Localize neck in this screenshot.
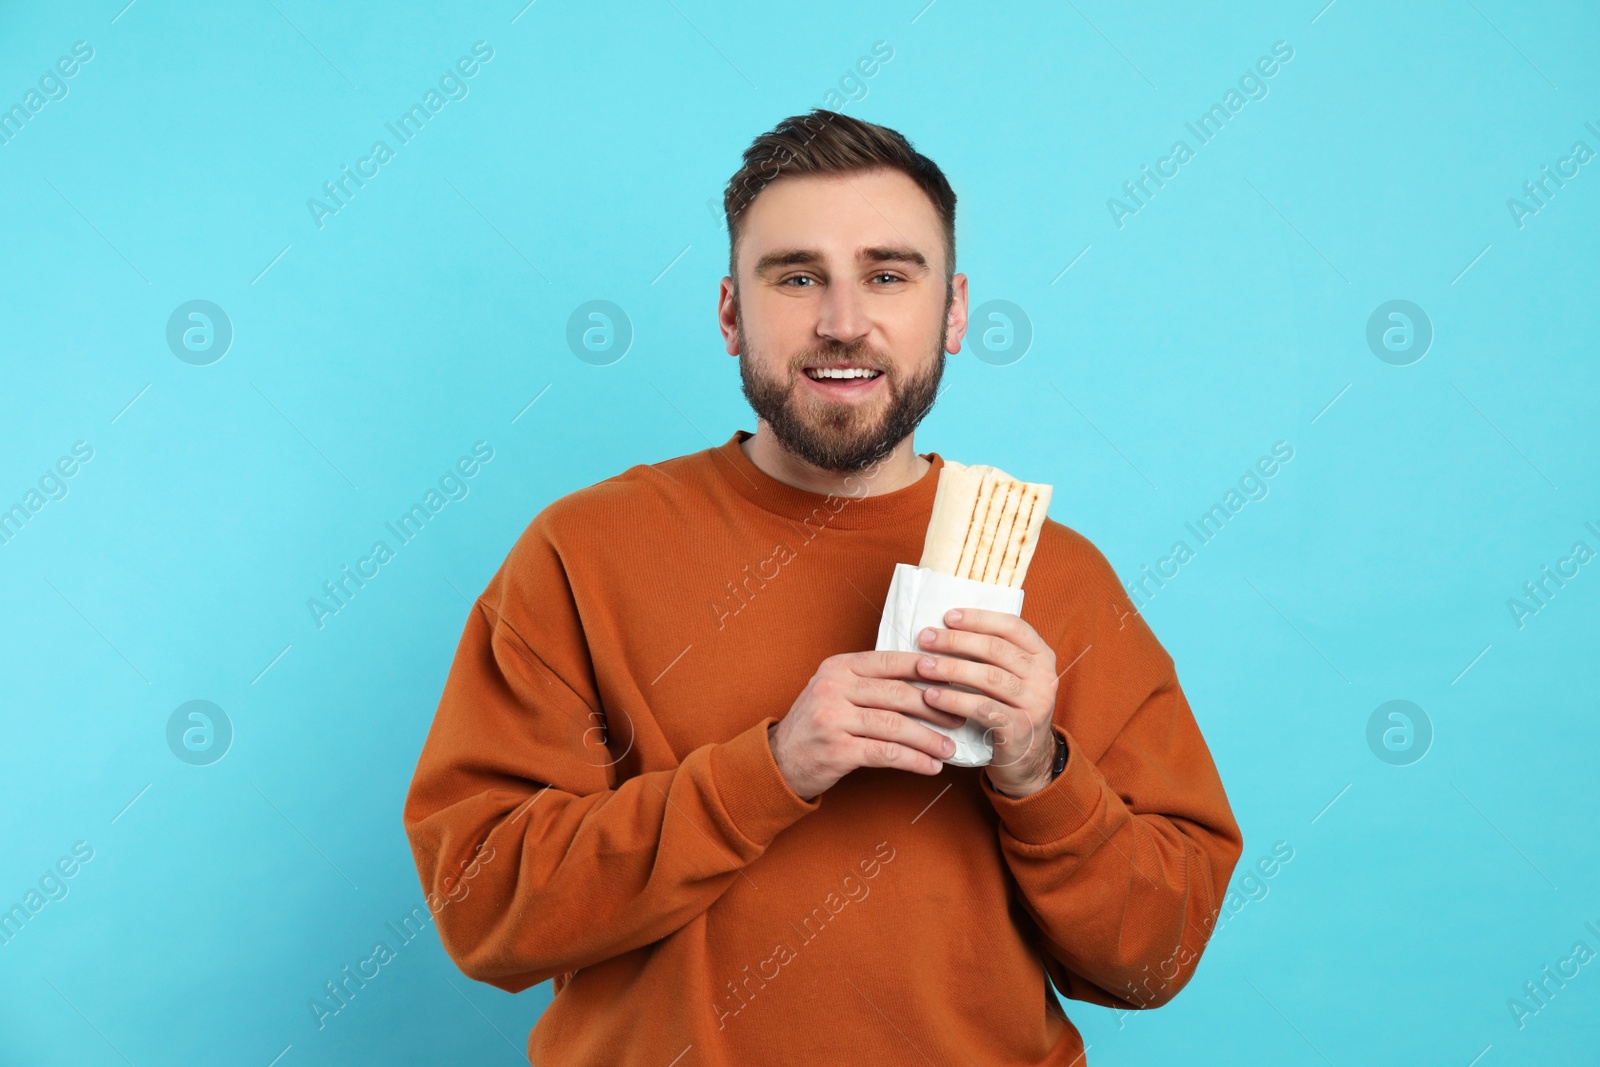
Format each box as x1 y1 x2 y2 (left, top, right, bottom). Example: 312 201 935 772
741 424 931 497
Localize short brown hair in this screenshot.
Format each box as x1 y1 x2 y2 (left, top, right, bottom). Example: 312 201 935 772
722 108 957 285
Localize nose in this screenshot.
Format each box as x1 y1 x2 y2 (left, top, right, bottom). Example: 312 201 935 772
815 280 871 347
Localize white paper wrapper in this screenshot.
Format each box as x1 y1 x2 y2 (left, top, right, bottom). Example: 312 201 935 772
874 562 1026 767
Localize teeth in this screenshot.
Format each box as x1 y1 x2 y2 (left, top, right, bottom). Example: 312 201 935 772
806 367 882 380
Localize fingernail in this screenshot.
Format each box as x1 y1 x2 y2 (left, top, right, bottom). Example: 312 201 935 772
946 609 962 623
942 738 955 756
920 656 937 671
920 628 937 645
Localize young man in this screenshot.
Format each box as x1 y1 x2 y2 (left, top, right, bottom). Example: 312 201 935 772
403 110 1242 1065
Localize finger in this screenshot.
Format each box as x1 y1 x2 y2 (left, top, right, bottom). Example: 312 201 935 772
922 684 1009 730
940 608 1050 656
917 625 1031 678
850 704 959 765
851 736 947 776
917 653 1026 705
845 649 934 681
852 676 965 728
923 687 1051 768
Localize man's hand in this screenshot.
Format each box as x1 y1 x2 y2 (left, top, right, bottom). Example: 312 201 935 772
914 608 1060 798
769 651 969 801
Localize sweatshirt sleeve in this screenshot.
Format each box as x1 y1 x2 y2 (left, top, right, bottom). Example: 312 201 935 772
401 513 821 993
978 534 1244 1011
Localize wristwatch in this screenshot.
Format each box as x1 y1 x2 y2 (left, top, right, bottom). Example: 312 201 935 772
994 731 1069 799
1049 730 1068 781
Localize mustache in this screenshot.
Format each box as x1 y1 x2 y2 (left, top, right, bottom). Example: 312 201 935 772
791 340 891 374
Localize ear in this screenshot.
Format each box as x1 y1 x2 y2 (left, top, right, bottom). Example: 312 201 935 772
944 273 970 354
718 277 739 356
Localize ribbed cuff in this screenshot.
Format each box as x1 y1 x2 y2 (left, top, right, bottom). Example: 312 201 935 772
708 716 821 847
980 726 1105 846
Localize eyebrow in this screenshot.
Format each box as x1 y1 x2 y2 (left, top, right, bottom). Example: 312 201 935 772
752 246 930 277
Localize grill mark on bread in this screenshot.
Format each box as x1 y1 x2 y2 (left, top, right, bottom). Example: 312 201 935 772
991 485 1027 585
953 474 984 578
963 478 1001 580
1000 490 1038 588
967 481 995 581
980 482 1018 583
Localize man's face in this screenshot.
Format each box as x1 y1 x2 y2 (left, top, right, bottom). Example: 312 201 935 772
719 168 968 473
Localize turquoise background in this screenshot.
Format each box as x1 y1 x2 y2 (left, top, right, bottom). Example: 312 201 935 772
2 0 1597 1063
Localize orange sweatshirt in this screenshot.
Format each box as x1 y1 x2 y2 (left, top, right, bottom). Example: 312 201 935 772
403 430 1243 1065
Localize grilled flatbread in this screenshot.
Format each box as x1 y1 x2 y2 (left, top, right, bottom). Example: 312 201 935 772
918 460 1051 589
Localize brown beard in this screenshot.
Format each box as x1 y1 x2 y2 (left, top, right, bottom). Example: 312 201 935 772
736 302 948 473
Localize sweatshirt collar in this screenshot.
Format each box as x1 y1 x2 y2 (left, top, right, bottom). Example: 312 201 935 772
711 431 945 531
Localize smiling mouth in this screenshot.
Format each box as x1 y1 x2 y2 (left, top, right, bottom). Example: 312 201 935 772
803 366 884 382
